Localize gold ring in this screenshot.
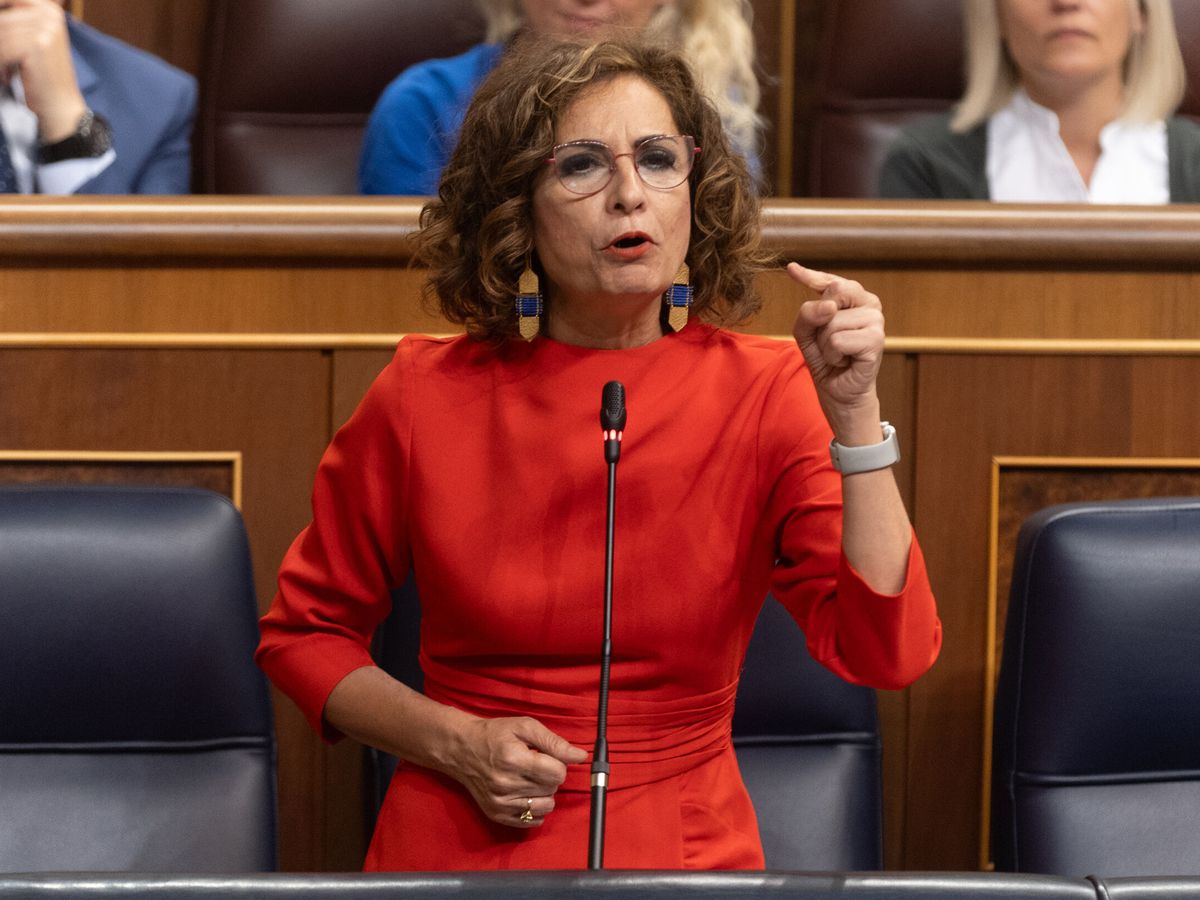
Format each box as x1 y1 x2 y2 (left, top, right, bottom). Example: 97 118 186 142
518 798 534 823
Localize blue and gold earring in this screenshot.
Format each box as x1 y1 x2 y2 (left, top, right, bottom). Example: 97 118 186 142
516 263 542 341
665 262 692 333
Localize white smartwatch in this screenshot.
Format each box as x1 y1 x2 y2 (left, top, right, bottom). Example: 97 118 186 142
829 422 900 475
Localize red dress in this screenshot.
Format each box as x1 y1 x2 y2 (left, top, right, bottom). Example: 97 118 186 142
256 322 941 870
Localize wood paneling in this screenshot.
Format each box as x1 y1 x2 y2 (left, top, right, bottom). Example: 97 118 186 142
873 352 918 870
908 355 1200 870
788 0 828 197
333 352 396 430
0 453 237 501
77 0 212 77
4 198 1200 345
5 198 1199 872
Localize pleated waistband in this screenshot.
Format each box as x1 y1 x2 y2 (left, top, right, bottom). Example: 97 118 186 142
422 661 738 792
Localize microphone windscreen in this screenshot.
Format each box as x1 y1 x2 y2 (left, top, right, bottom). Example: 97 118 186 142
600 381 627 431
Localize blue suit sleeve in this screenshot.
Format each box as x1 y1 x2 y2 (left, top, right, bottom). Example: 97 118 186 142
359 77 444 196
70 21 198 197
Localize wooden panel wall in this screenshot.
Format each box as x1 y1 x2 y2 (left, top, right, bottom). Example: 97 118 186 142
77 0 212 77
5 198 1200 872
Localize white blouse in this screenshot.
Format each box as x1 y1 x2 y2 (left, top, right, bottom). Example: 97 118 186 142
987 90 1169 204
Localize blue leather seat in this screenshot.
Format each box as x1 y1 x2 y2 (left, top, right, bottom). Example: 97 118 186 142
0 486 276 872
371 583 882 870
993 497 1200 876
732 595 881 869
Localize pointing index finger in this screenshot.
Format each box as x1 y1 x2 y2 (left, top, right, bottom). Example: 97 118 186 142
786 262 841 294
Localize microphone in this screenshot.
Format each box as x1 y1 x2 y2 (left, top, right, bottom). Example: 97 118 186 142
589 380 625 870
600 381 626 464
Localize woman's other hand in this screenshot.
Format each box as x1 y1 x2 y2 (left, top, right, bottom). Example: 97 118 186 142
323 666 587 830
450 714 588 828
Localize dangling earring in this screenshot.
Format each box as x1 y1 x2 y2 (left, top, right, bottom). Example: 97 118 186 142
665 262 692 333
515 263 542 342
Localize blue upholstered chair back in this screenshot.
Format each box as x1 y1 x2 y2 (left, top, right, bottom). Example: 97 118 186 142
371 581 881 870
0 486 277 872
993 497 1200 876
732 595 881 869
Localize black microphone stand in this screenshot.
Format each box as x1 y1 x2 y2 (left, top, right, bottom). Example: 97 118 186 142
590 381 625 870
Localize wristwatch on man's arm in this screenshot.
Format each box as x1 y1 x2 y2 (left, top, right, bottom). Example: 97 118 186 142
37 108 113 164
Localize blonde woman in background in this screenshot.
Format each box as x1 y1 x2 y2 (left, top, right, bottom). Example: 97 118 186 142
359 0 762 196
879 0 1199 202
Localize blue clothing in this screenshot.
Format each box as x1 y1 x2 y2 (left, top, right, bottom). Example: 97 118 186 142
68 17 197 194
361 42 761 195
360 43 504 196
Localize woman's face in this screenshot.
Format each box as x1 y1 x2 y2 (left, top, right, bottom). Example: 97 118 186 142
531 74 691 318
998 0 1142 95
518 0 665 38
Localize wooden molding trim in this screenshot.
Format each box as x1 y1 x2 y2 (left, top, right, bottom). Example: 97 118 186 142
0 196 424 259
0 450 244 508
885 338 1200 356
0 332 425 349
774 0 797 196
6 332 1200 355
761 201 1200 266
2 197 1200 265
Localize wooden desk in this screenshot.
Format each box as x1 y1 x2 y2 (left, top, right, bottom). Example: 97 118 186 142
4 197 1199 871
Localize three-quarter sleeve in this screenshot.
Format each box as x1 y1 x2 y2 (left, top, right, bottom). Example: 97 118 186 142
760 358 941 690
256 343 415 740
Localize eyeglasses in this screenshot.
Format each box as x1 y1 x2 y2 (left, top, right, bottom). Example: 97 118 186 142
546 135 700 195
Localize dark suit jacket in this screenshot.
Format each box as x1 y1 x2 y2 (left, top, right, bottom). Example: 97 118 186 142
878 112 1200 203
67 17 196 194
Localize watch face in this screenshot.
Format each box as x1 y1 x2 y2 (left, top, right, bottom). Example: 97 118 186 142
37 109 113 164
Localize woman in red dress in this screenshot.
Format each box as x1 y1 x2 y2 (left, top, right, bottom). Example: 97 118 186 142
257 38 942 870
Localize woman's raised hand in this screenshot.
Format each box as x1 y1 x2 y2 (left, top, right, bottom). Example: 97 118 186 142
787 262 886 440
450 715 588 828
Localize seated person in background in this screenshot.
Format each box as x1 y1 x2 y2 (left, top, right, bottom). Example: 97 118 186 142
260 37 940 871
359 0 761 195
0 0 195 194
879 0 1200 203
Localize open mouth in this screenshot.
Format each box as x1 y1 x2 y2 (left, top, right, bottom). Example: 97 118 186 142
609 233 651 250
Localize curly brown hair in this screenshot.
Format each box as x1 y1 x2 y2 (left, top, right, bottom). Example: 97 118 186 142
418 38 772 342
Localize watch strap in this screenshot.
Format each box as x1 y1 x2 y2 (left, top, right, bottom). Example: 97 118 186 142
829 422 900 475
